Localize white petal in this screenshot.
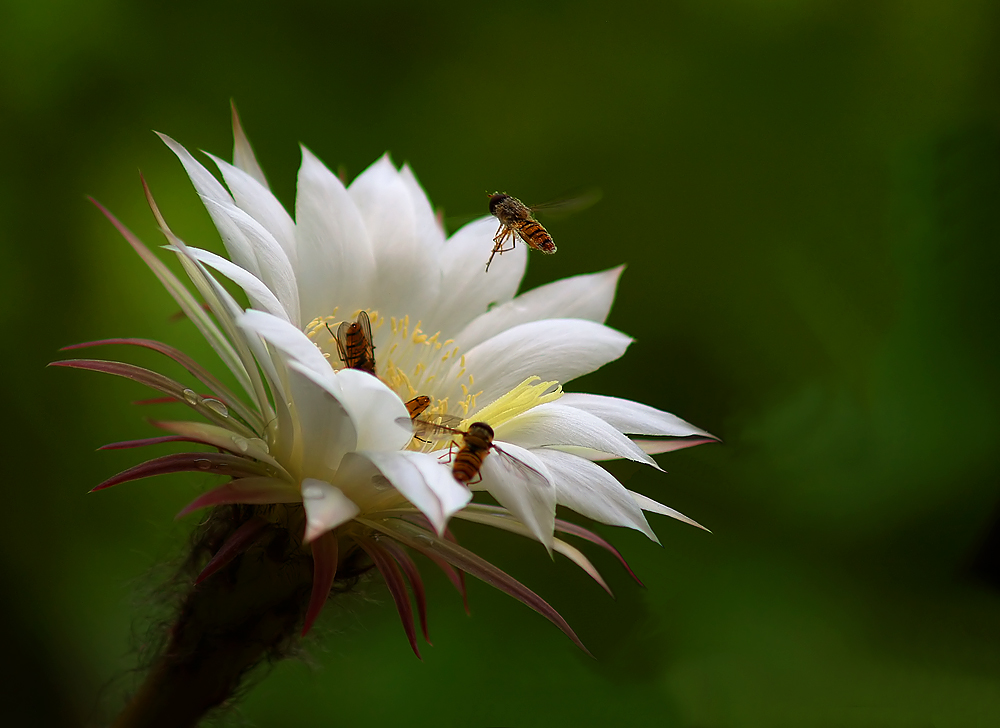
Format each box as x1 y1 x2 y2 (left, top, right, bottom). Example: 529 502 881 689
558 393 715 439
159 134 266 282
208 153 298 273
230 104 269 188
328 368 412 453
455 319 633 406
628 490 708 531
494 403 660 469
349 155 438 320
429 217 527 337
478 441 556 550
531 449 657 541
350 451 471 533
455 266 624 350
238 309 330 378
286 365 358 478
294 147 376 323
302 478 360 542
400 164 445 251
177 246 289 323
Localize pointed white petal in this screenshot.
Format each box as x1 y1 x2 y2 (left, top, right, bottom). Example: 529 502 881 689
349 156 438 320
294 146 375 323
208 153 298 276
238 309 330 377
495 403 660 469
455 319 632 405
455 266 625 350
558 393 716 439
348 451 471 533
400 164 445 252
327 368 412 453
176 246 289 322
429 217 526 337
531 449 658 541
285 365 358 478
230 103 269 188
302 478 360 542
628 490 708 531
478 441 556 550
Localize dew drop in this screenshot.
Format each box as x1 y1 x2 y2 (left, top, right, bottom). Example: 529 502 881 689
194 459 213 471
203 398 229 417
370 474 391 489
232 436 249 453
182 388 201 406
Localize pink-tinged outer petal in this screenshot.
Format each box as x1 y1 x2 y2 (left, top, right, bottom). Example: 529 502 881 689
364 517 591 656
195 516 270 585
449 510 613 596
302 530 339 636
395 514 470 613
635 437 719 454
455 319 633 406
455 265 625 351
60 338 261 431
555 518 644 586
231 101 269 189
86 196 252 396
302 479 360 543
94 452 271 492
354 536 422 659
49 359 254 438
100 436 203 450
176 477 301 517
379 538 431 644
558 393 718 440
460 503 645 586
628 490 709 532
148 420 285 474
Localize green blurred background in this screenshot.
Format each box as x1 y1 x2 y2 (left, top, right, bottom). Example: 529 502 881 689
3 0 999 725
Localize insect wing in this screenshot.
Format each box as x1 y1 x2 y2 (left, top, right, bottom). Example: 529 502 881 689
410 415 465 440
489 441 551 489
356 310 374 350
336 320 351 365
528 188 602 219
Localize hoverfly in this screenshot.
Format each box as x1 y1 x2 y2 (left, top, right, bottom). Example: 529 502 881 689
334 311 376 376
486 193 556 273
404 395 431 420
405 417 547 487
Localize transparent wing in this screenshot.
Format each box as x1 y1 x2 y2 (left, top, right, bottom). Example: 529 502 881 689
529 187 602 219
357 310 373 350
490 442 550 485
335 320 350 365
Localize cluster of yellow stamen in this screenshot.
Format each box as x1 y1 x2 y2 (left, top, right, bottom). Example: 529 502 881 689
464 376 563 430
304 309 485 424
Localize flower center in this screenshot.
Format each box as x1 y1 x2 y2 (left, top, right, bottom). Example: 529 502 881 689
304 309 483 422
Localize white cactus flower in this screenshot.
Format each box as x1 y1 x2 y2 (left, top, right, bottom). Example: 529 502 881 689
54 109 715 655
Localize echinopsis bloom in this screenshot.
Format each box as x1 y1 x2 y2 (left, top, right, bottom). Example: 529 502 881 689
55 109 716 662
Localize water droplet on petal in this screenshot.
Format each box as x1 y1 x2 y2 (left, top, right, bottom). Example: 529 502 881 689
194 459 213 471
203 398 229 417
232 436 249 453
252 438 270 454
370 474 391 490
302 485 324 500
182 389 201 405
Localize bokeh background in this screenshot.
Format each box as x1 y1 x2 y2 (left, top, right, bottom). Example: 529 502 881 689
2 1 999 726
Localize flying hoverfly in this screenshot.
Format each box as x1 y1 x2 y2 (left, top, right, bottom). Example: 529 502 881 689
484 189 601 272
334 311 376 376
404 416 547 487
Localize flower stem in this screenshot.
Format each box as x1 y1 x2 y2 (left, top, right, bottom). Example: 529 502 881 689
113 509 314 728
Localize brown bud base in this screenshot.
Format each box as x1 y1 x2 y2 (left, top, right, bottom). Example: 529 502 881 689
112 504 368 728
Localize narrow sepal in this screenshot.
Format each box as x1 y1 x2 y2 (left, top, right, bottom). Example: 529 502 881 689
355 536 422 659
93 452 271 492
379 539 431 644
175 477 300 517
100 435 202 450
302 530 339 636
195 516 270 585
555 518 644 586
60 338 261 431
362 517 591 656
